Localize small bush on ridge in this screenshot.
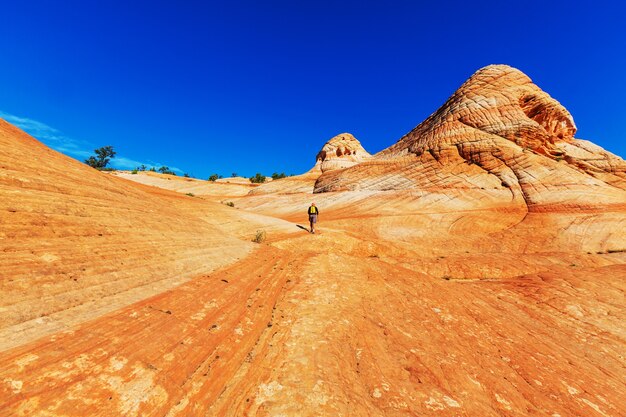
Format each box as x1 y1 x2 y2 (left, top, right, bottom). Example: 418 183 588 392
252 230 266 243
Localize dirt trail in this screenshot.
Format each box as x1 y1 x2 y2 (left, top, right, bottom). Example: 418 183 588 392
212 228 626 417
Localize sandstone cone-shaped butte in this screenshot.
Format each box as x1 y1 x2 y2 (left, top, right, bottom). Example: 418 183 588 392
315 65 626 213
248 133 371 196
315 132 371 172
382 64 578 156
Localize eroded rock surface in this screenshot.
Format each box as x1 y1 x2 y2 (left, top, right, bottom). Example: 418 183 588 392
248 133 372 196
112 171 254 198
0 120 291 350
1 65 625 417
314 65 626 214
315 132 372 173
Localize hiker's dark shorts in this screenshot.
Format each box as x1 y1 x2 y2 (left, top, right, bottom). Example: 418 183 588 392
309 214 317 224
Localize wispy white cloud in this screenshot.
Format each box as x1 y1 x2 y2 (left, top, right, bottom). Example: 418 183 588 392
142 160 184 173
0 110 182 172
0 112 60 136
112 156 183 173
113 156 149 170
0 110 94 159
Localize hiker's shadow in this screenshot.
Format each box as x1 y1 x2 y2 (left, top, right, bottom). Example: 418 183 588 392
296 224 310 233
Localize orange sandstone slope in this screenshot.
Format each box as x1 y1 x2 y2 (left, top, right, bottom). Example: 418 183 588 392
315 65 626 211
0 66 625 417
0 119 290 351
112 171 255 198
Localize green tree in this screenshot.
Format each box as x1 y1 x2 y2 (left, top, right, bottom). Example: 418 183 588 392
271 172 286 180
85 146 116 169
158 166 177 175
250 173 266 184
208 174 219 182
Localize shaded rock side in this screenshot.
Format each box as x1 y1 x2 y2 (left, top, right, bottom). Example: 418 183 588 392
314 65 626 211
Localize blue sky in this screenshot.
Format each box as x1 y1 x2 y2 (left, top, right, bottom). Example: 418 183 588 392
1 0 625 178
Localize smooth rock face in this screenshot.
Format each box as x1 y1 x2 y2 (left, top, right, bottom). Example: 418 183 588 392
1 65 625 417
246 169 320 195
112 171 255 197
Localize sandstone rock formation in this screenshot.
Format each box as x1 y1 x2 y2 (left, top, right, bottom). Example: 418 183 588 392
113 171 254 198
215 176 254 185
0 119 291 351
1 65 625 417
315 132 371 173
246 169 319 195
314 65 626 215
248 133 371 196
382 64 578 157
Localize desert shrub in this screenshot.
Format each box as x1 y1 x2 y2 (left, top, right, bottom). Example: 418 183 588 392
185 192 195 197
231 172 238 177
271 172 287 180
131 169 138 174
252 230 266 243
184 173 190 178
208 174 219 182
158 166 177 175
226 201 235 207
250 173 266 183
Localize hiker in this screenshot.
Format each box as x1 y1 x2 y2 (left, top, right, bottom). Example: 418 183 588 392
308 203 319 234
